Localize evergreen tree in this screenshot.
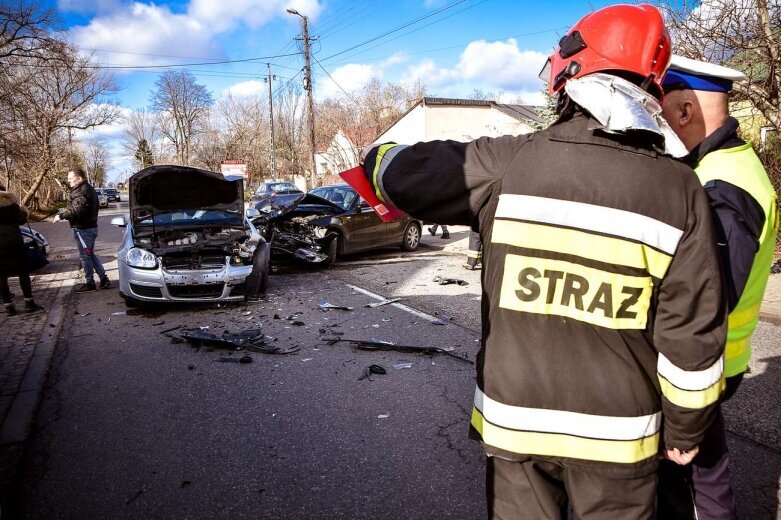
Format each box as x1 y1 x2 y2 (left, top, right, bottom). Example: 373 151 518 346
134 138 154 169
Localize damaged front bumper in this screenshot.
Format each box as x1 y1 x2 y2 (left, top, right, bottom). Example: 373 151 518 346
118 258 253 302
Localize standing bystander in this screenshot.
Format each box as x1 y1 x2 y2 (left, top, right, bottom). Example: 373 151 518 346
53 168 111 292
0 188 45 315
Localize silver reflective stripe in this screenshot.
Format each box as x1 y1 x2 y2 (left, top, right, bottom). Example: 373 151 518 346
375 144 408 206
495 194 684 255
474 388 661 441
657 353 724 391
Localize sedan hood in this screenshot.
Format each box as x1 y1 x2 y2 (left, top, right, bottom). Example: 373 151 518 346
129 165 244 226
255 192 344 220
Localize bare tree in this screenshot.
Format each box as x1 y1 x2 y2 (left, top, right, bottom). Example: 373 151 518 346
4 41 120 205
150 70 214 165
84 140 109 186
122 109 163 167
657 0 780 128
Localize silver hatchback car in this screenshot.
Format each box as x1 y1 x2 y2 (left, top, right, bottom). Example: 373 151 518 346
112 165 269 307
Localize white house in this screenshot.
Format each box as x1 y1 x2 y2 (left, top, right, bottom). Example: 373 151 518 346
315 129 362 180
374 97 541 144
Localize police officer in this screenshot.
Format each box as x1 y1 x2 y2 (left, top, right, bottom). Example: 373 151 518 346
659 56 779 520
348 5 727 518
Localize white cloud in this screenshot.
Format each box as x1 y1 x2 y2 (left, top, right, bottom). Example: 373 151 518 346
223 80 266 97
400 39 547 99
69 0 325 67
70 3 221 67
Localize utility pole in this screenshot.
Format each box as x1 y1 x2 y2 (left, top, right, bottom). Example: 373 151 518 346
264 63 277 181
287 8 318 190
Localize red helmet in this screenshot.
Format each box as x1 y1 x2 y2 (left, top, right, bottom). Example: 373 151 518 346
543 4 672 99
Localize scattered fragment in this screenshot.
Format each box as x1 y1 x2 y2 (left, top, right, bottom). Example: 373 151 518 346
181 481 191 489
371 324 380 328
188 364 195 370
324 338 473 364
302 358 314 362
432 275 469 286
104 317 111 325
381 318 392 322
432 319 448 326
199 326 209 330
243 311 252 316
319 301 354 311
152 321 165 326
79 312 91 317
291 320 305 326
365 298 401 308
393 363 413 369
273 314 281 319
358 364 387 381
377 414 389 419
111 311 126 316
240 355 253 364
180 328 299 354
160 325 182 334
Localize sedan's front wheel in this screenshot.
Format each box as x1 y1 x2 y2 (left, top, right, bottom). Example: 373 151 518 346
401 222 421 252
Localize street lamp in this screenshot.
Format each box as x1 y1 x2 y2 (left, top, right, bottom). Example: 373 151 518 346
286 8 318 190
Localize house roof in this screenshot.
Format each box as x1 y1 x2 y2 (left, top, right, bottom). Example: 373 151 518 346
374 97 542 142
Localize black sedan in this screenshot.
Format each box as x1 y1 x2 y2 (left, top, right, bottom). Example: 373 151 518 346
253 183 422 265
103 188 121 202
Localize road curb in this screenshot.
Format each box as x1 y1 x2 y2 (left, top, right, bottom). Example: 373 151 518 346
0 279 72 445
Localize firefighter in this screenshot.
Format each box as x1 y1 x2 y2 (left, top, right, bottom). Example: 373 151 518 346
658 56 779 520
348 4 727 518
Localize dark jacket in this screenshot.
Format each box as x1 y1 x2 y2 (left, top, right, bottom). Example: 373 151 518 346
363 108 727 478
61 181 99 229
0 191 30 274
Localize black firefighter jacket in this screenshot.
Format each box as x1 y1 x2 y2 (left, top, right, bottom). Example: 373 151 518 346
363 109 727 477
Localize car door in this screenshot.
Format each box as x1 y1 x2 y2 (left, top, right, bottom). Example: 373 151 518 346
340 194 387 253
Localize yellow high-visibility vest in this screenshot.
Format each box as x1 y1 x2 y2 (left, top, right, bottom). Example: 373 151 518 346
695 144 779 377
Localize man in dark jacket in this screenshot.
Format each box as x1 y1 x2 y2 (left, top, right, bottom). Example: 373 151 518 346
54 168 110 292
0 188 44 315
347 5 726 518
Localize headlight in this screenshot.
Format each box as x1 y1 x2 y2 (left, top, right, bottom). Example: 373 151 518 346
313 226 327 239
126 247 157 269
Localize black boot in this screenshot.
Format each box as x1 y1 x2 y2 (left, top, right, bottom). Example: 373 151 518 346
99 276 111 289
76 282 97 293
4 303 17 316
24 299 44 313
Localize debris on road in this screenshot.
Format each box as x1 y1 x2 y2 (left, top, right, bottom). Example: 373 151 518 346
323 338 473 364
377 414 390 419
180 328 299 354
432 275 469 286
365 298 401 308
111 311 126 316
319 301 354 311
358 364 387 381
104 317 111 325
393 363 413 369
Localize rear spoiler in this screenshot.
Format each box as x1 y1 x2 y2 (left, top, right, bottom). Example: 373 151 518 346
339 166 406 223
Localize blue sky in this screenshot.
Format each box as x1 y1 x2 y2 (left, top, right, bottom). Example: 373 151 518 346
42 0 627 178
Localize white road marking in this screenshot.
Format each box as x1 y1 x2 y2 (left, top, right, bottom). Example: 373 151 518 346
346 284 445 324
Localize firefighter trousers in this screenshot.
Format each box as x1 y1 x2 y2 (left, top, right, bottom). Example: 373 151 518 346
486 456 655 519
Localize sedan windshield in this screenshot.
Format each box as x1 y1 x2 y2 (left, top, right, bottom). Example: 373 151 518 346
137 209 242 227
269 182 299 193
309 186 357 210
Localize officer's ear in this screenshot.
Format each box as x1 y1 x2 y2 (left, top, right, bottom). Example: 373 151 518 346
677 98 696 128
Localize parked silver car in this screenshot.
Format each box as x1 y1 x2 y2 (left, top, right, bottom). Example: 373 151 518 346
112 165 269 307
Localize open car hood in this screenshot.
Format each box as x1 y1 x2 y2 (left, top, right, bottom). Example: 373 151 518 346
129 165 244 227
255 192 345 220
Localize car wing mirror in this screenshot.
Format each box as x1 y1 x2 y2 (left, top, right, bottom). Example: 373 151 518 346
110 216 127 228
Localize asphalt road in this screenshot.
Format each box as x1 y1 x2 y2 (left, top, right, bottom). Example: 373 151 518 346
16 212 781 519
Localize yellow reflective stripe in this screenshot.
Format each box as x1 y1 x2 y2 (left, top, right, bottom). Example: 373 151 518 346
471 408 659 464
492 219 673 279
371 144 398 203
725 338 752 377
659 373 724 409
466 251 480 258
728 303 761 330
498 253 653 329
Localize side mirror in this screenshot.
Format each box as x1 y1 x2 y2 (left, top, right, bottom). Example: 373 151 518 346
111 216 127 228
246 208 260 219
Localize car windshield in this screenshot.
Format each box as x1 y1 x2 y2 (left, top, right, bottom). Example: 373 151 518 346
268 182 299 193
309 186 357 210
137 209 242 227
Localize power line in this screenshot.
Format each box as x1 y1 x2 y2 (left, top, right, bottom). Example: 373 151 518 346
18 51 304 70
313 56 362 107
316 1 393 40
318 0 470 62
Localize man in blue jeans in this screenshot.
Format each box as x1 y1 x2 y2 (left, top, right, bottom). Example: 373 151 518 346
54 168 110 292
